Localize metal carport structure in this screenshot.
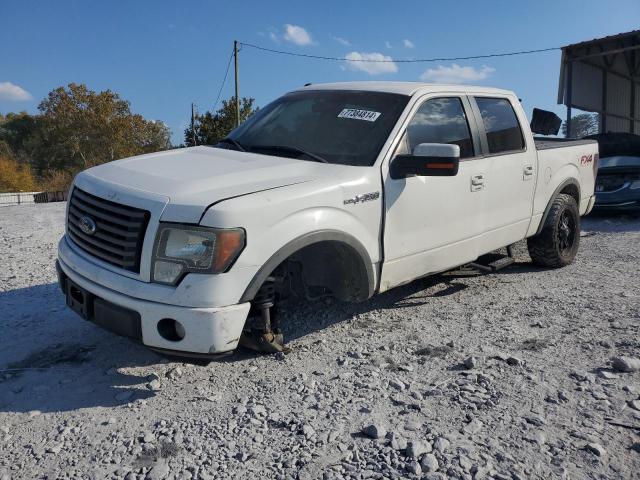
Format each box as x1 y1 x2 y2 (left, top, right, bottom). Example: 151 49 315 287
558 30 640 137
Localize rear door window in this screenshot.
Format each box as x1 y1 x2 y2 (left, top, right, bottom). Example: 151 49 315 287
475 97 525 154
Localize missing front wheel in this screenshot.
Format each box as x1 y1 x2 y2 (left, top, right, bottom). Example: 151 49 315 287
240 276 291 354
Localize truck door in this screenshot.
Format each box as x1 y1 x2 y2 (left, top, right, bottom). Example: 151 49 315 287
380 95 488 291
469 96 537 253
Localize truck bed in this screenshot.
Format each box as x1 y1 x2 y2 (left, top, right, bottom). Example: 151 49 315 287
534 137 598 151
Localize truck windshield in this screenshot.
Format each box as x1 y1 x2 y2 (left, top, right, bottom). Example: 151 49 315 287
220 90 409 166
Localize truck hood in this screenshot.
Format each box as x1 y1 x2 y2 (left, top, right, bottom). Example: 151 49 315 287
81 146 327 222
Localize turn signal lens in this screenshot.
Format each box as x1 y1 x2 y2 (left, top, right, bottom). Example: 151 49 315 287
214 230 246 272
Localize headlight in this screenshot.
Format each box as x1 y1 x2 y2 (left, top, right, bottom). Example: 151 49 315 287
151 224 245 285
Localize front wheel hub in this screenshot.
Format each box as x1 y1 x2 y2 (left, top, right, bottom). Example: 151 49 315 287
240 276 291 354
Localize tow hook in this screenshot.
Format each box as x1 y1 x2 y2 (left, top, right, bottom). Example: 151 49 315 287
239 277 291 354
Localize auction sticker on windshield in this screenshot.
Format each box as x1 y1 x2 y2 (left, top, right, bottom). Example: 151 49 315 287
338 108 381 122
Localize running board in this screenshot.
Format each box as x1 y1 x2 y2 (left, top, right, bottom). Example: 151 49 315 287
448 245 515 276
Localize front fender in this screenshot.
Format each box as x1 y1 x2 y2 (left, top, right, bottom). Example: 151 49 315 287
200 178 383 302
239 228 376 302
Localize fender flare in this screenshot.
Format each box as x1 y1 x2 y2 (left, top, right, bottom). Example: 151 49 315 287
535 178 581 235
239 230 376 303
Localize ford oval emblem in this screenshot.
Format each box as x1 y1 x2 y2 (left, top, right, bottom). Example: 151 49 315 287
78 215 97 235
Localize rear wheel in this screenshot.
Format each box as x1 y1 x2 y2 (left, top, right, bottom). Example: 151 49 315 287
527 193 580 268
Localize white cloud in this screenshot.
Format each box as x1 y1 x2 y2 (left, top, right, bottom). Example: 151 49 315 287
269 31 278 43
0 82 33 101
419 64 495 83
331 35 350 47
403 39 415 49
283 24 313 46
344 52 398 76
385 41 392 49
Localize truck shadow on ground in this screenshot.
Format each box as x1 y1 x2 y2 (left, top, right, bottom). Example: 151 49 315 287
272 272 475 346
0 283 165 414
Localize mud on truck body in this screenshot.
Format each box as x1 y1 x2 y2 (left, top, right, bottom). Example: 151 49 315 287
56 82 598 357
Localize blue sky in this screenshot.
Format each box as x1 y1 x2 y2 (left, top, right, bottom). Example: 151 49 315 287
1 0 639 144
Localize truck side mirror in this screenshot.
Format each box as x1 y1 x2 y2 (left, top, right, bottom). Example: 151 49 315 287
390 143 460 179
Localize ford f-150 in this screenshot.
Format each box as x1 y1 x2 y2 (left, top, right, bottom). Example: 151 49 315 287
56 82 598 356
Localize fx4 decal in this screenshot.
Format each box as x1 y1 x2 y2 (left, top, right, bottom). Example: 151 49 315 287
580 154 594 166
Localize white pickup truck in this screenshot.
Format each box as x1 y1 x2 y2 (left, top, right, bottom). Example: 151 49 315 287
56 82 598 357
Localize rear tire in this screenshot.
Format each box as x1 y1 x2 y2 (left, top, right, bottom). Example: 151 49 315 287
527 193 580 268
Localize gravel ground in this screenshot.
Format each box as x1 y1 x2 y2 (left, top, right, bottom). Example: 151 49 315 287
1 202 639 480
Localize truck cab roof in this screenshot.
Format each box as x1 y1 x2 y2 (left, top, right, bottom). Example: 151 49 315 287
297 81 514 97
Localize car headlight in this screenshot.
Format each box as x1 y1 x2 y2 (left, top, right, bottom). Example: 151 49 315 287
151 224 245 285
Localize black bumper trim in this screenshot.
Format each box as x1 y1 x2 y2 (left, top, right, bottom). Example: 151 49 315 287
56 261 143 341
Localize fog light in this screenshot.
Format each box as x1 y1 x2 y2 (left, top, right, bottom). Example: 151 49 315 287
157 318 186 342
153 261 183 284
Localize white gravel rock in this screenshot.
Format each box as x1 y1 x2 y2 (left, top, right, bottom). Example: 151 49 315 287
1 204 640 479
406 440 432 459
420 453 439 472
361 424 386 439
147 460 170 480
463 356 478 369
433 436 451 453
611 356 640 373
584 443 606 458
166 367 183 380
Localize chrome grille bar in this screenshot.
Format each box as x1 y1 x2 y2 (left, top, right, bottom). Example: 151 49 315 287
67 187 150 272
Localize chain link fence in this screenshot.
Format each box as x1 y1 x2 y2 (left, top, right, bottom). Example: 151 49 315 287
0 191 67 206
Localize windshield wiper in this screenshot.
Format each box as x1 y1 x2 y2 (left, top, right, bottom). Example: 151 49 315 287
217 137 246 152
249 144 329 163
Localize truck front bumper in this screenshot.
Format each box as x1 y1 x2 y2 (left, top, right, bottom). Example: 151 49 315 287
56 258 250 356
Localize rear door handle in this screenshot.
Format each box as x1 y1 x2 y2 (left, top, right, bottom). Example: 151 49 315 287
471 174 484 191
523 165 534 180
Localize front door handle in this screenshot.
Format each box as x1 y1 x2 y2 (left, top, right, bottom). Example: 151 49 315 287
523 165 534 180
471 174 484 191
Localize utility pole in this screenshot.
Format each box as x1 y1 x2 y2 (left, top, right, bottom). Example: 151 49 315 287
191 103 197 145
234 40 240 127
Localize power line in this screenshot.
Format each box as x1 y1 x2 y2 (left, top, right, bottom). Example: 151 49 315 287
211 47 235 112
238 41 559 63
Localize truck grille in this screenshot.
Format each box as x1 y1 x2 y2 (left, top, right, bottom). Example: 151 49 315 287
67 187 150 272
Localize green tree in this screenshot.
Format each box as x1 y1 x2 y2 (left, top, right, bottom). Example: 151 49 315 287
184 97 257 147
31 83 171 174
0 112 40 163
562 113 599 139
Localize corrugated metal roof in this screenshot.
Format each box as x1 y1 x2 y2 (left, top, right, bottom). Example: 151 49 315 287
558 30 640 135
561 29 640 51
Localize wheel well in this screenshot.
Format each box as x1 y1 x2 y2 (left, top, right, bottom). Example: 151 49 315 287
240 233 375 304
535 179 581 236
283 241 372 302
559 183 579 204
